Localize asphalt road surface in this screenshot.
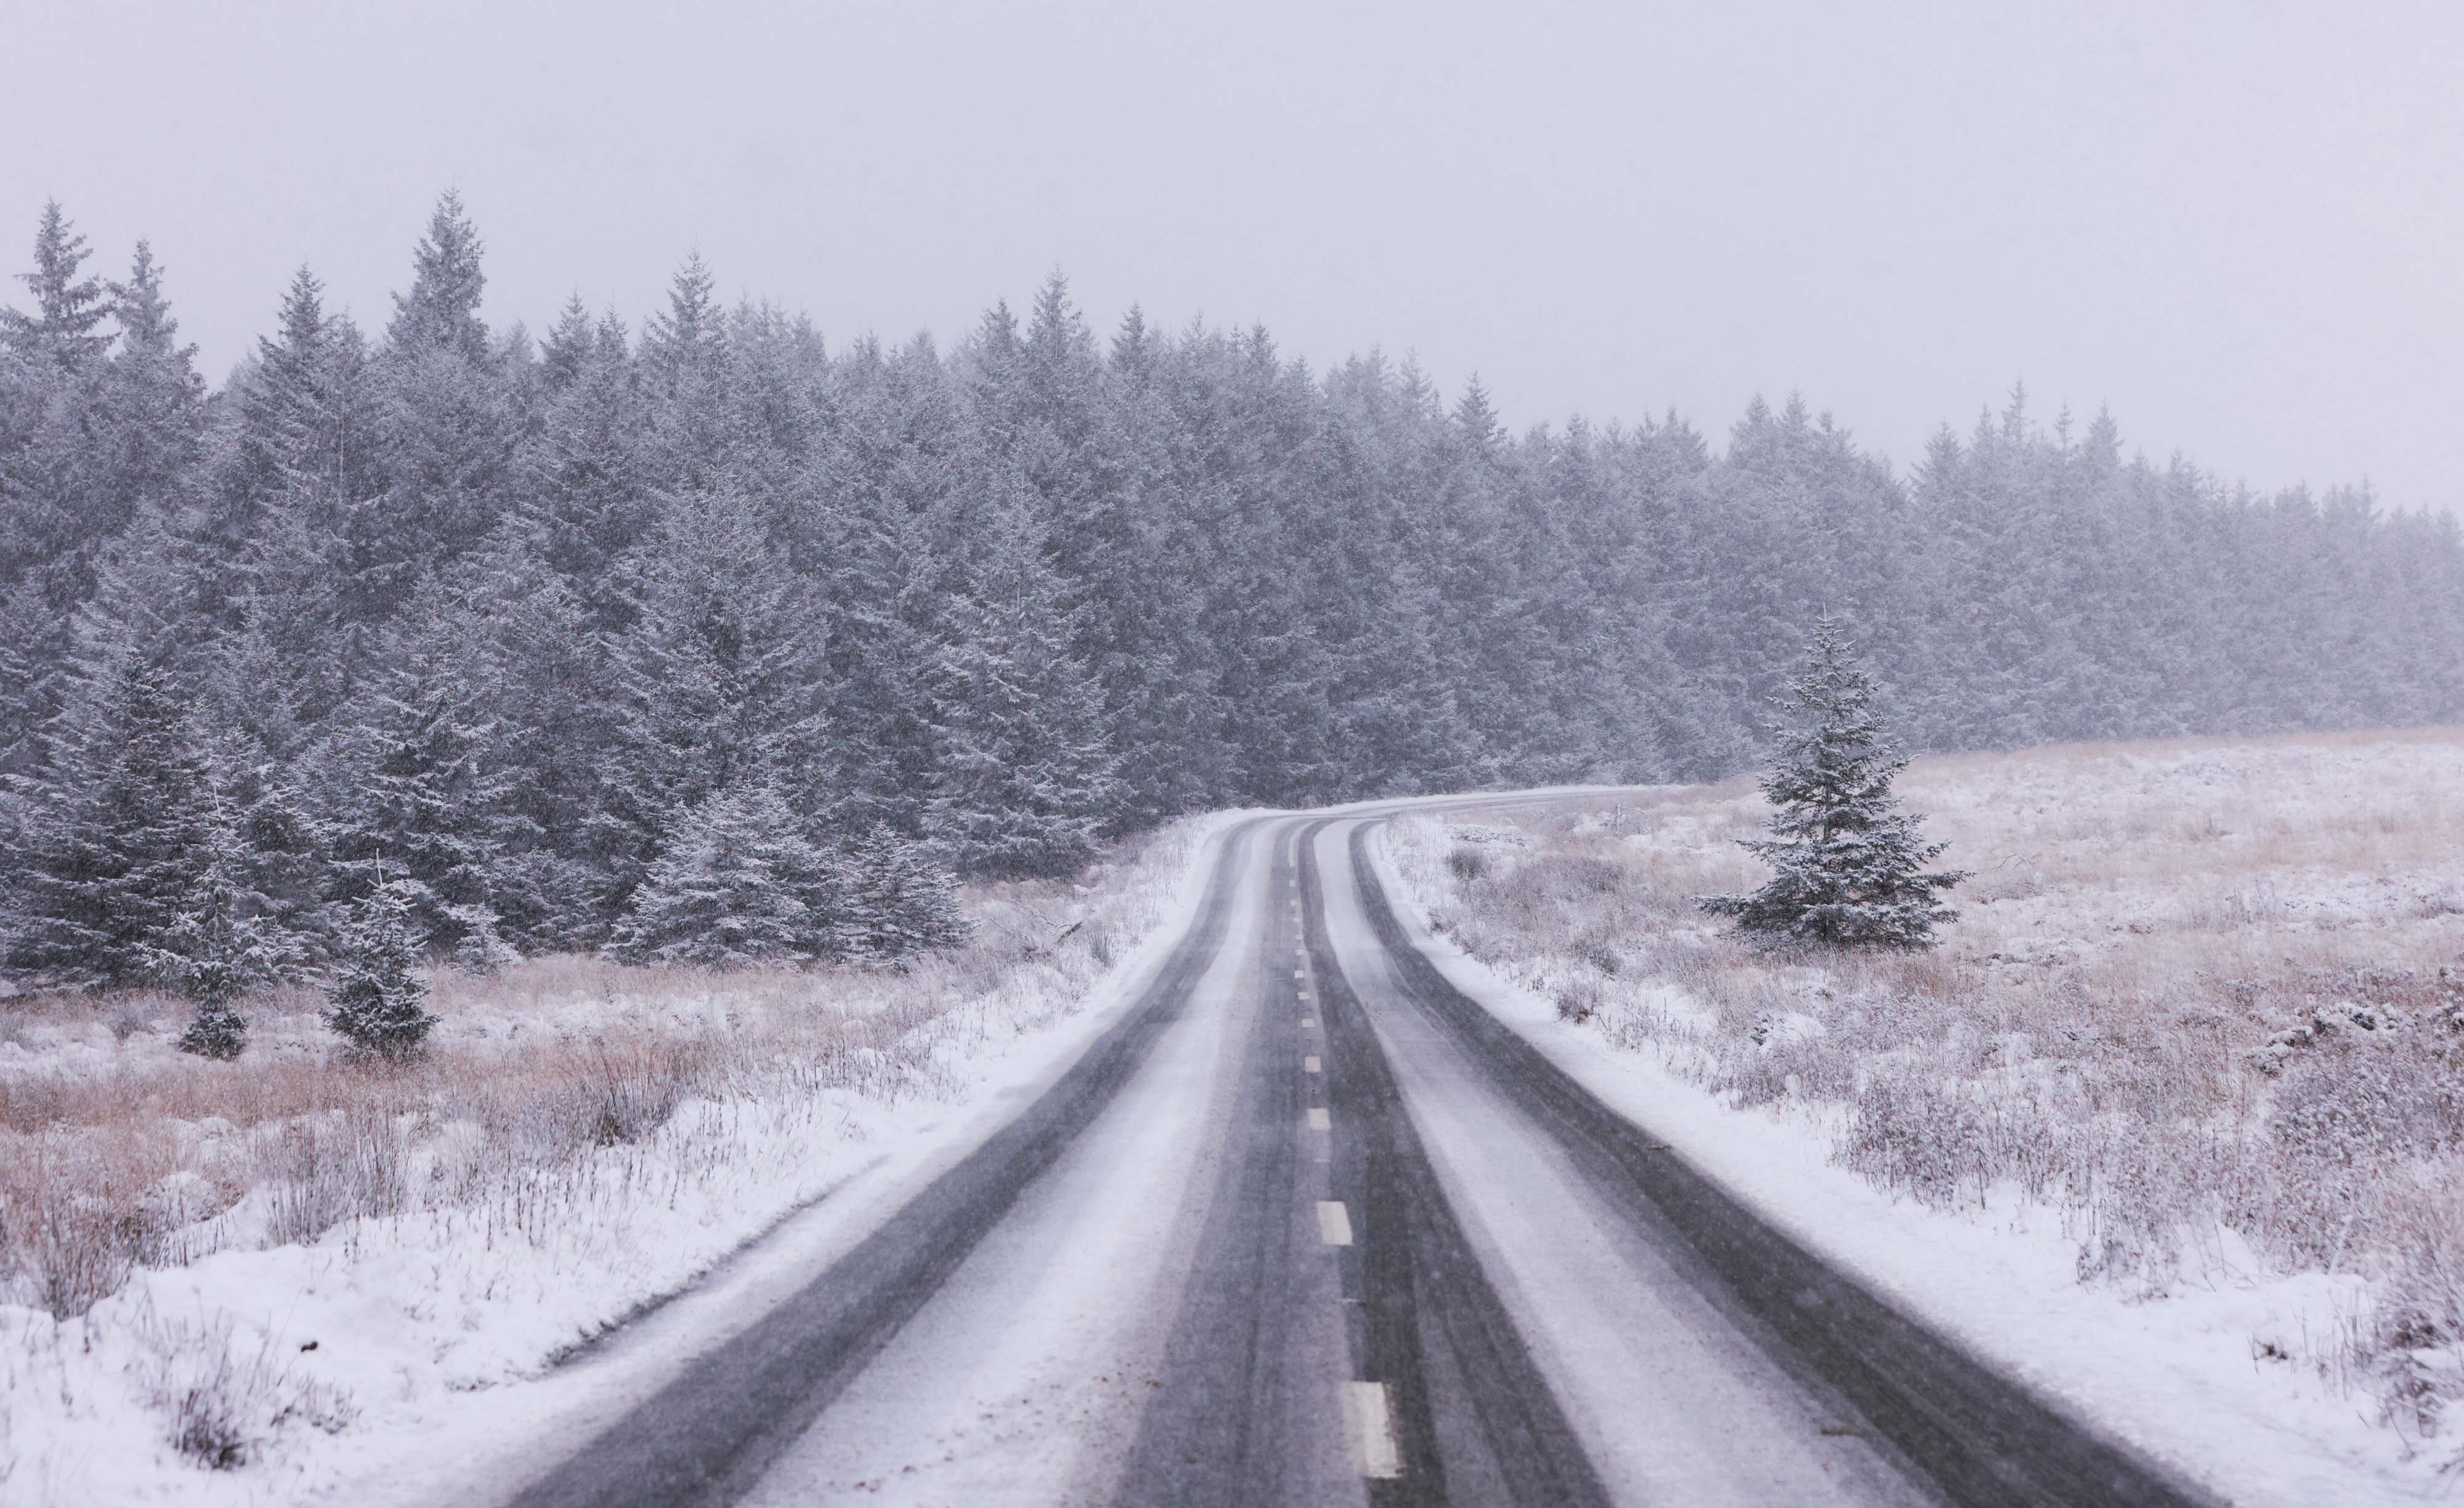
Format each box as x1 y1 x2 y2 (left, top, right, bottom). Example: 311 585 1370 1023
504 801 2216 1508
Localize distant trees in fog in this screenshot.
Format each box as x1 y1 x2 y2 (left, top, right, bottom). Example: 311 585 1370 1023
2 192 2458 996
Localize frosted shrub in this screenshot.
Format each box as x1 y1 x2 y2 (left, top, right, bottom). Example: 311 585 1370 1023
134 1309 356 1470
2372 1185 2464 1443
22 1181 145 1320
568 1040 702 1149
1 1138 168 1319
262 1108 410 1248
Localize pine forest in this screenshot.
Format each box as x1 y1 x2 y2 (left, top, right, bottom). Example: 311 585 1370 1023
5 192 2460 987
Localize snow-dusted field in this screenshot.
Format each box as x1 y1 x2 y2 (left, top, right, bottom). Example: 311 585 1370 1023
1382 728 2464 1504
0 813 1237 1506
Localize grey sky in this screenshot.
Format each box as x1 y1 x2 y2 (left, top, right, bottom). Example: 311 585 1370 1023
6 0 2458 512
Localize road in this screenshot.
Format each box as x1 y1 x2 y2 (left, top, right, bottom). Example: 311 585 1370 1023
504 802 2214 1508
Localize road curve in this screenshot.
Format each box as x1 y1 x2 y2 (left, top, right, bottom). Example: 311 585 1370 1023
497 798 2218 1508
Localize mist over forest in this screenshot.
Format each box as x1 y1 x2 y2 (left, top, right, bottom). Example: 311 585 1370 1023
4 191 2459 983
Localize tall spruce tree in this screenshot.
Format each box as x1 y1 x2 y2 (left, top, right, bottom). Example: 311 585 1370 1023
841 825 970 963
598 485 833 918
6 654 220 986
1701 621 1966 947
925 476 1122 878
325 603 514 954
610 784 843 967
325 876 437 1060
1 200 111 365
159 801 284 1059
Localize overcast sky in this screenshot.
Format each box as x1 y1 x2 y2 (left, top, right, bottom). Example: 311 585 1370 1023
5 0 2458 511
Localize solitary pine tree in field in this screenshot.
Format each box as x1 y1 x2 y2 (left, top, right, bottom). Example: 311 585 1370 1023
326 878 437 1061
1700 620 1965 948
161 809 284 1060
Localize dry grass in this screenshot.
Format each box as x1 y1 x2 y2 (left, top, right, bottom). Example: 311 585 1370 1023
1389 729 2464 1453
0 821 1209 1334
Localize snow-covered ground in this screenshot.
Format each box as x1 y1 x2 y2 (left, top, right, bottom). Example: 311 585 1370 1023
0 812 1242 1506
1379 728 2464 1506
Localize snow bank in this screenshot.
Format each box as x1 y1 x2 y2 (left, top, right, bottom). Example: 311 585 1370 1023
0 811 1244 1506
1377 732 2464 1505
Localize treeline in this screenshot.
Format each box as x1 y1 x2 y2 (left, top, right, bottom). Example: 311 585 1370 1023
2 192 2459 994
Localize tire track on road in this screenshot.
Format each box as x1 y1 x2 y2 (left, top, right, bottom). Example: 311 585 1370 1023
508 822 1262 1508
1343 819 2219 1508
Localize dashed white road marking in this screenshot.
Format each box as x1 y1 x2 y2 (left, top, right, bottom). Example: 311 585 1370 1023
1302 1016 1315 1028
1316 1201 1353 1246
1307 1107 1331 1131
1303 1055 1321 1074
1344 1380 1403 1478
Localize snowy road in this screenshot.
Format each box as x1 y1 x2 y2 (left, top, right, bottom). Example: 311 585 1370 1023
502 804 2215 1508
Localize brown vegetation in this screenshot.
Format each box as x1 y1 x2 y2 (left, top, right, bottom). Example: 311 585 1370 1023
1388 729 2464 1453
0 822 1204 1330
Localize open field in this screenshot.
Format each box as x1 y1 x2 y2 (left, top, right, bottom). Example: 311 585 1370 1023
0 814 1226 1502
1387 729 2464 1476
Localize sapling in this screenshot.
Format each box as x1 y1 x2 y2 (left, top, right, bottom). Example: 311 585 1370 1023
1701 619 1966 948
325 878 437 1060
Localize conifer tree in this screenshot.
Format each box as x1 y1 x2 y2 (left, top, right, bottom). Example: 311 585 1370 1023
325 606 514 954
609 785 841 967
325 877 436 1060
925 477 1123 878
841 825 970 963
159 805 283 1059
639 254 736 488
387 192 490 361
209 267 368 595
1701 621 1966 947
527 301 650 623
98 241 206 525
0 200 111 363
599 486 830 911
6 655 219 986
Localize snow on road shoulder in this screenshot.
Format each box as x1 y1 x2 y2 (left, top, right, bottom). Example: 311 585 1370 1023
0 811 1249 1508
1365 821 2442 1508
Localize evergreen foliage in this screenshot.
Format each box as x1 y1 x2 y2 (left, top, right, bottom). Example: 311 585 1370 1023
1701 622 1967 948
7 655 221 986
925 479 1123 879
2 192 2462 985
842 825 971 963
0 201 110 363
325 878 437 1060
160 807 283 1058
609 785 843 967
325 603 514 954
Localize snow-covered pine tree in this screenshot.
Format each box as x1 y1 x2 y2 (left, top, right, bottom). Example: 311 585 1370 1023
0 200 111 364
1700 620 1966 947
841 825 970 964
638 254 739 490
925 476 1123 879
5 654 220 986
445 535 618 954
608 784 842 967
324 603 514 956
598 485 832 915
158 803 283 1059
325 877 436 1061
